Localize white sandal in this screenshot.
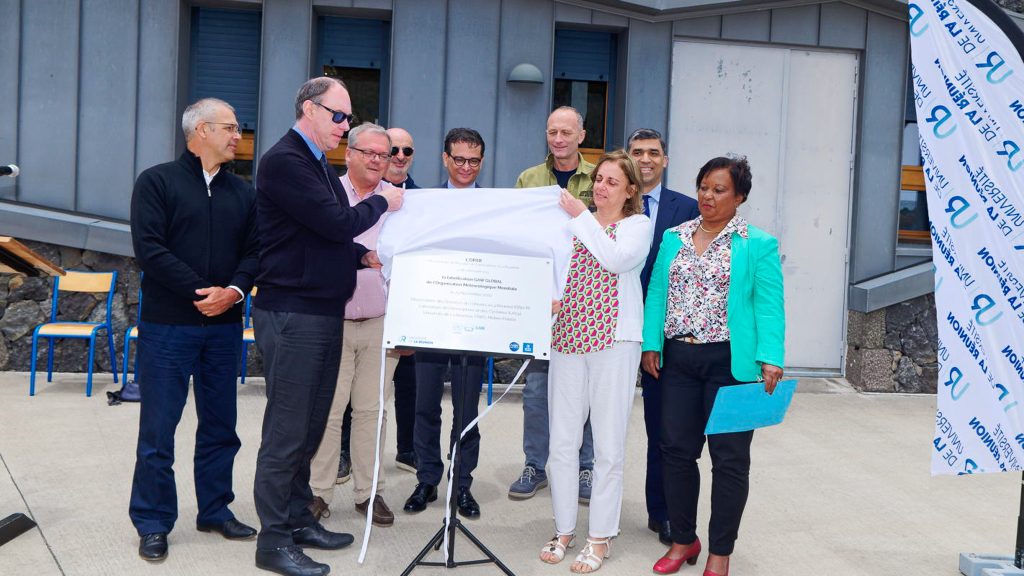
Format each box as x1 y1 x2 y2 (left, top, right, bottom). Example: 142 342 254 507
571 537 611 573
540 534 576 564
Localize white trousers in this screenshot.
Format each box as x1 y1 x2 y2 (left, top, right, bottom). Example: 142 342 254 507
548 341 641 538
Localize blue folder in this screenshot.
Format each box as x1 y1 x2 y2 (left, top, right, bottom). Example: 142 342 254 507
704 379 797 434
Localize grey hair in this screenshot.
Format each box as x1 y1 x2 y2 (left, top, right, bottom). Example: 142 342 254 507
347 122 390 151
182 98 234 140
295 76 347 120
627 128 668 155
551 106 585 132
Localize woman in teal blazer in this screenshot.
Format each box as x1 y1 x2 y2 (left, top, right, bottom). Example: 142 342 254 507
640 156 784 576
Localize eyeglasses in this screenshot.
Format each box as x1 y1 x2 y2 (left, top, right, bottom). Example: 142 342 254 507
350 146 392 162
206 122 241 134
449 156 482 168
391 146 414 157
313 101 352 124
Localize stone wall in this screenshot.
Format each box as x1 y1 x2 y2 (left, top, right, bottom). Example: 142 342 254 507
846 294 938 393
0 240 263 380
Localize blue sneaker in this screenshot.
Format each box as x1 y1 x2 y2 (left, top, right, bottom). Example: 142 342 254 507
578 469 593 505
508 465 548 500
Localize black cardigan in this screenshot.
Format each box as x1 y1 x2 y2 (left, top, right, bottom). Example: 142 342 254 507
254 129 388 316
130 150 259 325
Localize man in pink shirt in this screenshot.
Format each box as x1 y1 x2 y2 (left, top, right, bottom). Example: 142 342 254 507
307 122 401 527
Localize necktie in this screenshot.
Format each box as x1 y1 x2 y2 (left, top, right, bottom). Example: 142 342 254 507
319 154 333 183
643 195 651 218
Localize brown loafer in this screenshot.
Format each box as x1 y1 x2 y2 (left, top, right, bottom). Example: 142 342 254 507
355 496 394 527
308 496 330 521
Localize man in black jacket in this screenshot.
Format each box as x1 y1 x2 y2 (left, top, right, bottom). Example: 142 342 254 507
252 77 403 576
129 98 259 562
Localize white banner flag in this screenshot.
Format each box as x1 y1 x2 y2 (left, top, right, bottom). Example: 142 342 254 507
910 0 1024 475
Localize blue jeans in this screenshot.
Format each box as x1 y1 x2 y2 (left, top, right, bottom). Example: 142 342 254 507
523 360 594 471
129 321 242 536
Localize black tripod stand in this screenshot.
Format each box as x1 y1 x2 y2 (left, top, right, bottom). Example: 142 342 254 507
400 351 516 576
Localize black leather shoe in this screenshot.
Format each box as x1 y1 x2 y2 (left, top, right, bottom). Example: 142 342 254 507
648 518 673 546
456 487 480 519
403 482 437 513
197 518 257 540
138 532 168 561
255 545 329 576
291 523 353 550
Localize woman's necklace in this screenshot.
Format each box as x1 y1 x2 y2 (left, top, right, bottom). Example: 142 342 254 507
699 222 724 235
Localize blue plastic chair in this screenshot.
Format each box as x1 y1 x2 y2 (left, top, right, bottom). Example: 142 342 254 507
122 276 142 387
240 287 256 383
29 270 119 397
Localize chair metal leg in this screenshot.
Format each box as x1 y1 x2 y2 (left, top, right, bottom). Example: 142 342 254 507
29 333 38 396
122 330 131 387
86 338 96 397
46 338 54 382
108 328 118 383
240 342 248 384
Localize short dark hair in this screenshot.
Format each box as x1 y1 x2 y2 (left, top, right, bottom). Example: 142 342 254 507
443 127 485 156
294 76 347 120
695 155 752 202
626 128 668 155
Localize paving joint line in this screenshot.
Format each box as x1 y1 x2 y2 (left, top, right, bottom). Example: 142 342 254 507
0 450 66 575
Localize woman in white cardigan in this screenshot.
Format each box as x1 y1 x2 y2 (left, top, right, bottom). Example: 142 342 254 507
540 150 652 574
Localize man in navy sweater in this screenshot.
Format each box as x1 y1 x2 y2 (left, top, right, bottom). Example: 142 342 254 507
129 97 259 562
251 77 403 576
628 128 700 546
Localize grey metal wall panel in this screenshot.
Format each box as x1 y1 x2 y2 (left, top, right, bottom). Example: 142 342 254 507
78 0 139 221
623 19 672 145
135 1 181 178
819 2 867 49
672 16 721 39
554 3 591 24
770 5 819 46
592 11 628 27
850 12 906 282
445 0 501 187
721 11 771 42
0 0 20 202
389 0 447 187
495 0 556 188
353 0 393 9
255 0 313 163
18 0 80 210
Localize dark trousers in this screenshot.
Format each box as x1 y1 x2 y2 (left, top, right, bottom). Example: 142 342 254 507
129 321 242 536
393 354 417 454
252 308 342 550
641 370 668 523
414 352 484 488
661 339 753 556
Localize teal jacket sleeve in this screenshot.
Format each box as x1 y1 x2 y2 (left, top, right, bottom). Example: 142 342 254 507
752 233 785 369
642 229 680 359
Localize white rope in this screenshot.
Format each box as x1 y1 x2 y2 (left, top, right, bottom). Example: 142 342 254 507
442 358 532 562
357 344 390 564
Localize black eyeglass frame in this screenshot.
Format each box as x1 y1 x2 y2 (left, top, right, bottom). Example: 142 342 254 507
313 101 352 125
449 156 482 168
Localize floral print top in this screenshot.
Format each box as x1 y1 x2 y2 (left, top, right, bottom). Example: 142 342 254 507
663 215 749 343
552 224 619 355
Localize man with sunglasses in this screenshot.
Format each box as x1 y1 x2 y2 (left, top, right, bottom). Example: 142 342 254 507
403 127 486 519
384 128 419 190
252 77 403 576
130 97 259 563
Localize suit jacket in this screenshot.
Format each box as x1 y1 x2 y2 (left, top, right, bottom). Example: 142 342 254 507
440 180 482 188
254 129 388 316
640 187 699 294
642 223 785 382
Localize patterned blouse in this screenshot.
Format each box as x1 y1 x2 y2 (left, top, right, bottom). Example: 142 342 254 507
663 215 749 343
552 224 619 355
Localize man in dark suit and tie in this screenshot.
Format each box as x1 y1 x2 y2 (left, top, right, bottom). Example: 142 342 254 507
628 128 700 546
251 76 404 576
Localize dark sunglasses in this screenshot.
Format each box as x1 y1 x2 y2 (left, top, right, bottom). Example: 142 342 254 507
390 146 414 157
313 101 351 124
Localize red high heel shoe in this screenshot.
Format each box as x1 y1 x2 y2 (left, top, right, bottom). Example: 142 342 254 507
652 538 701 574
703 556 729 576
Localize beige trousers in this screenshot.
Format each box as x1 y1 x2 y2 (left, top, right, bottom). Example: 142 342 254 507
310 316 399 504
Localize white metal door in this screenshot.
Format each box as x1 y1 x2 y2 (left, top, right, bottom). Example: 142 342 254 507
668 40 858 373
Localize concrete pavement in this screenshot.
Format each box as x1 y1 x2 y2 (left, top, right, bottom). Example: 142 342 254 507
0 372 1017 576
